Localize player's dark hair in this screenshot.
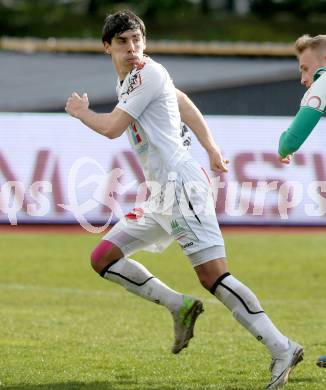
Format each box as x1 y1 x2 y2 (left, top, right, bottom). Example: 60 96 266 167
102 10 146 44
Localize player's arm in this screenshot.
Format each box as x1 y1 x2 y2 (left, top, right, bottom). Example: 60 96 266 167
65 92 133 139
176 89 228 173
278 106 323 159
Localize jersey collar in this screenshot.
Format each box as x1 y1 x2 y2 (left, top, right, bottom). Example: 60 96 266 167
313 66 326 81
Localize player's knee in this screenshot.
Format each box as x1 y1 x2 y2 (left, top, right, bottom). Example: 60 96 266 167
196 268 224 291
90 240 122 274
195 257 228 291
198 275 212 291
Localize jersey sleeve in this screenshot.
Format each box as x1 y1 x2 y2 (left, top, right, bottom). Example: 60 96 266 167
278 73 326 157
278 106 323 157
117 63 166 119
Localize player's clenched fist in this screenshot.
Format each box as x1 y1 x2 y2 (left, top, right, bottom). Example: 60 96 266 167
208 147 229 173
65 92 89 118
278 154 292 164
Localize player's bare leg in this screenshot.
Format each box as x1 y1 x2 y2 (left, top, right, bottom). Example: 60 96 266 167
91 240 203 354
194 258 303 388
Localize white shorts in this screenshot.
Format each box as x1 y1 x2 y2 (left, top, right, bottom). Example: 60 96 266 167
102 159 226 267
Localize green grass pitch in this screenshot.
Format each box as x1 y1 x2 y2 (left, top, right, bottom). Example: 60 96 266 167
0 231 326 389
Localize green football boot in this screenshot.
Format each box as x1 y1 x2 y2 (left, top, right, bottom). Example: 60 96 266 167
171 295 204 354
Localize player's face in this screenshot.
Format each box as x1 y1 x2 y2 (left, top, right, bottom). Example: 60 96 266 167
104 29 146 79
299 47 326 88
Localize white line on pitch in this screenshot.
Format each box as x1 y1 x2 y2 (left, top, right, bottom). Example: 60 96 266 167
0 283 324 305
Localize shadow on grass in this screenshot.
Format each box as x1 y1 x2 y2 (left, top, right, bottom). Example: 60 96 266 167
0 381 180 390
7 379 314 390
0 383 114 390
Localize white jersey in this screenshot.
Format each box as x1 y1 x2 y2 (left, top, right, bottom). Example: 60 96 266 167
116 56 192 185
300 66 326 113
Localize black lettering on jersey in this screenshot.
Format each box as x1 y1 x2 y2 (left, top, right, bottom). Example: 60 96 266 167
121 70 142 100
180 123 191 149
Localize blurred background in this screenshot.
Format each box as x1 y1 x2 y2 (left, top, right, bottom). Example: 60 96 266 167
3 0 326 114
2 0 326 41
1 0 326 226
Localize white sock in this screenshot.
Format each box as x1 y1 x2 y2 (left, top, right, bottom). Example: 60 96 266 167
101 257 183 313
212 273 289 356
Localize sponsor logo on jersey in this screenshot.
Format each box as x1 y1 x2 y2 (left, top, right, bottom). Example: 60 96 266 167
307 95 322 109
121 70 142 101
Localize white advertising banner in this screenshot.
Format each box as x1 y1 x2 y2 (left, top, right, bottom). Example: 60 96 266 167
1 113 326 228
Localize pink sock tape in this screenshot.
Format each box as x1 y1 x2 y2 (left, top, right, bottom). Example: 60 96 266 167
91 240 114 263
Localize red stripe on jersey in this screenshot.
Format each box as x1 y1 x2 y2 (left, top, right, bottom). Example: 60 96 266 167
132 124 142 143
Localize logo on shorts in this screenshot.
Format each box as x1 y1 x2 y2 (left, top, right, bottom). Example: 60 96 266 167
182 242 193 249
171 219 185 236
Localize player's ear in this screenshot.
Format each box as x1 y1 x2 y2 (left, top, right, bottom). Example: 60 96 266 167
143 36 146 51
103 41 111 55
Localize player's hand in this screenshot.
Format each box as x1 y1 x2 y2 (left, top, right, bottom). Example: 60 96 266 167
208 147 229 173
65 92 89 118
278 154 292 164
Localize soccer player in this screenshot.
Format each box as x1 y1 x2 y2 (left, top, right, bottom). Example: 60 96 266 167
278 35 326 162
65 10 303 388
278 35 326 368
